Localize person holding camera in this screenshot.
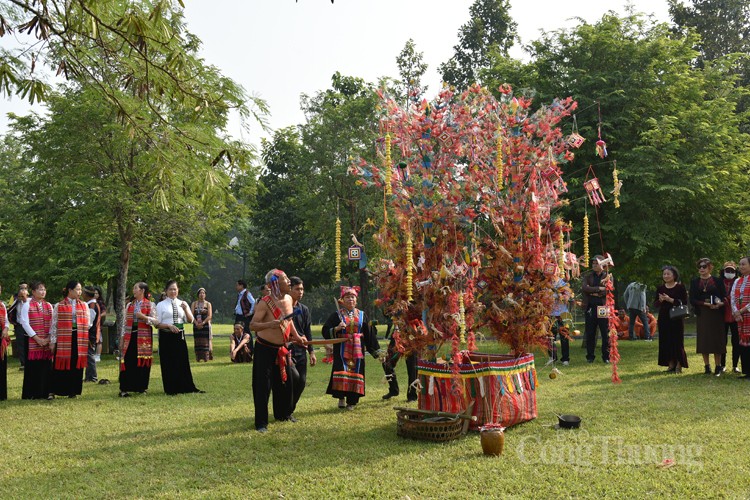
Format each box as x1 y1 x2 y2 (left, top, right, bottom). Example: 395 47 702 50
690 258 727 376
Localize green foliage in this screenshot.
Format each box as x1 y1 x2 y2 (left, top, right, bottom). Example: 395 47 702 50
2 333 750 497
484 12 750 283
439 0 517 90
394 38 428 103
298 73 383 288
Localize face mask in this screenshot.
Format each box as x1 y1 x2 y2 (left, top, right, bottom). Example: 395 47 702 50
725 272 736 279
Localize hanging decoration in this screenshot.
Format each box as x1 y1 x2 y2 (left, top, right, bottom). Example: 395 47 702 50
566 114 585 149
611 160 621 208
557 220 566 278
582 213 589 267
384 133 392 196
405 230 413 302
583 177 607 206
335 217 341 281
458 292 466 345
496 126 504 189
595 101 607 158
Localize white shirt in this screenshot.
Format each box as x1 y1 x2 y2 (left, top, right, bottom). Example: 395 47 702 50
17 299 37 337
156 298 190 326
49 298 91 344
86 299 98 326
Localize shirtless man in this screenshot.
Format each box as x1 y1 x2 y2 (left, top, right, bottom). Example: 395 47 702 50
249 269 307 432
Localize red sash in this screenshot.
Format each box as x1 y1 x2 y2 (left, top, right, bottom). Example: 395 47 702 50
0 302 6 360
27 299 53 361
121 300 154 371
54 299 90 370
734 276 750 345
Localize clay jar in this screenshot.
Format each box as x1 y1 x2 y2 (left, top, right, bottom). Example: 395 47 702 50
480 426 505 456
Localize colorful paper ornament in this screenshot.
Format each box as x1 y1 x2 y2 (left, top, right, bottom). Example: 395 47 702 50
595 139 607 159
496 127 504 189
584 178 607 206
348 245 361 261
566 114 585 148
557 221 566 278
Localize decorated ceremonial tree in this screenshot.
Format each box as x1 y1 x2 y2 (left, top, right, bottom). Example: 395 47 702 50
350 84 578 372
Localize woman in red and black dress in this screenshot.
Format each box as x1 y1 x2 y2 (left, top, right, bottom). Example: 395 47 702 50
655 266 689 373
730 256 750 378
119 282 156 397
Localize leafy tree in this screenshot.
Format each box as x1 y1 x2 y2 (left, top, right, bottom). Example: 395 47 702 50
484 12 750 284
248 127 329 288
3 82 249 332
299 72 382 316
394 38 428 104
0 0 268 163
439 0 517 90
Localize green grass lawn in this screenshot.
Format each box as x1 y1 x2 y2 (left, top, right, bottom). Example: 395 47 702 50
1 325 748 499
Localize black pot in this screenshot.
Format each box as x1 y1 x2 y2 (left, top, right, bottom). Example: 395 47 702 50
557 414 581 429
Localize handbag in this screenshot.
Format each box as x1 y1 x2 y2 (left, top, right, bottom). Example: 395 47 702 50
669 303 689 320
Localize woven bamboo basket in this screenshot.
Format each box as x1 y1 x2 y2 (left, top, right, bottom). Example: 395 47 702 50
395 402 474 442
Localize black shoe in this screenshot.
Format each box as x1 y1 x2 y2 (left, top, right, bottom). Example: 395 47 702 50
715 365 722 377
587 359 594 363
406 396 418 402
664 368 676 373
704 365 711 374
287 416 298 423
382 391 399 400
119 392 130 398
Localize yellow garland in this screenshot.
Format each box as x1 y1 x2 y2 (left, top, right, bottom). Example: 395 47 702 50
335 218 341 281
557 220 565 278
384 133 392 196
583 214 589 267
612 168 620 208
496 127 504 189
459 292 466 345
405 231 413 301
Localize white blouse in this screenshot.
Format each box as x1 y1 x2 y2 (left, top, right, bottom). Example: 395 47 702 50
156 298 191 326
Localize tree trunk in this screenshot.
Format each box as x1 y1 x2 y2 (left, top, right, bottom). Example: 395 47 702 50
115 226 132 340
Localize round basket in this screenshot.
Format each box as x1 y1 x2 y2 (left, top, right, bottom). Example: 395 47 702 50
396 411 464 442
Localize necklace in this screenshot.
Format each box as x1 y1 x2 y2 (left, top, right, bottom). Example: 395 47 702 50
700 277 710 292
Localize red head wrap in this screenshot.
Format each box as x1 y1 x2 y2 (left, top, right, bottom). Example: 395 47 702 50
340 286 360 298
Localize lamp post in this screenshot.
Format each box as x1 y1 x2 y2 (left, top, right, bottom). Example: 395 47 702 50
228 236 247 279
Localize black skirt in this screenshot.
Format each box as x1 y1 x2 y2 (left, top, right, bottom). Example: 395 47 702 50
119 325 151 393
159 329 200 395
51 329 84 397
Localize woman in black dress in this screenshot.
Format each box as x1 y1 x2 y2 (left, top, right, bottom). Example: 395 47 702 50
690 258 727 375
155 280 202 395
655 266 689 373
118 282 156 397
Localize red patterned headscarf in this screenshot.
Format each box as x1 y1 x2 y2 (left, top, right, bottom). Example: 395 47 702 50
340 286 360 298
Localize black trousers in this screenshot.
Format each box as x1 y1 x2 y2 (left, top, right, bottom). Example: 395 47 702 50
14 325 25 367
383 337 418 398
585 305 610 362
252 340 292 429
235 314 254 355
721 322 740 368
290 349 307 414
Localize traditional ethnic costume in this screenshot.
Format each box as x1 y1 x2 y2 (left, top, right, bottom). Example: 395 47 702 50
192 300 212 362
690 275 727 356
0 301 9 401
323 287 380 408
655 283 689 369
253 294 294 429
230 331 252 363
120 299 156 394
730 275 750 375
156 298 201 395
49 298 90 397
19 297 53 399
